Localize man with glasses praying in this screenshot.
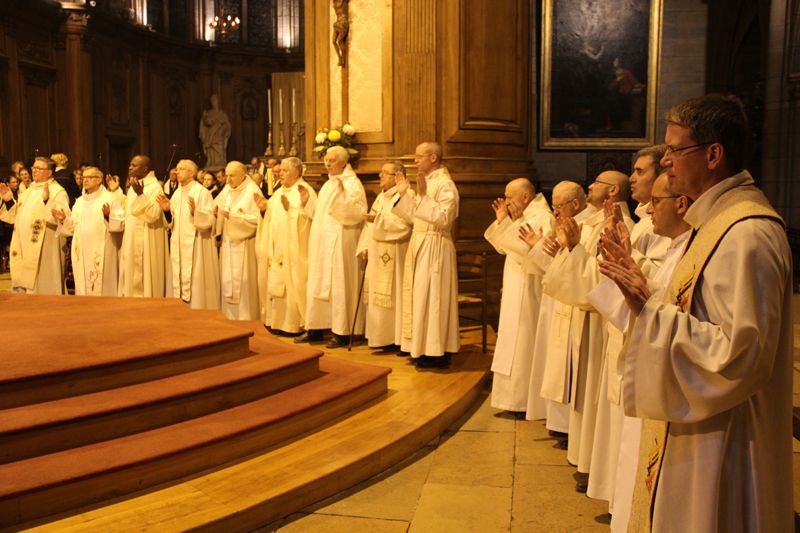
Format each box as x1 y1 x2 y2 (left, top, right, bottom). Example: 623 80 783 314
600 94 793 532
52 166 122 296
0 157 69 294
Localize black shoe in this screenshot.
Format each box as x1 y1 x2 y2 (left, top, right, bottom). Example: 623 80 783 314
548 430 568 439
415 355 450 369
575 480 588 493
574 471 589 493
294 330 323 344
326 334 349 349
396 350 411 357
553 439 568 450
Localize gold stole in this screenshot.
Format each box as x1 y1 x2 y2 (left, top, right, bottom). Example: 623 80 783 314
401 175 445 339
628 187 783 532
12 189 55 290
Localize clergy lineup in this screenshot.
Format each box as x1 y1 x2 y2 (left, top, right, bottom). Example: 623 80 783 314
0 141 459 370
0 94 793 530
485 94 792 532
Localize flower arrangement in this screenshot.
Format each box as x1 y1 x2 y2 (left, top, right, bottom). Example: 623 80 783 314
313 123 358 159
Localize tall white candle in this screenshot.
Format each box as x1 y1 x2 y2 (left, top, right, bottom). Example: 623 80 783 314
278 89 284 124
267 88 272 124
291 88 296 123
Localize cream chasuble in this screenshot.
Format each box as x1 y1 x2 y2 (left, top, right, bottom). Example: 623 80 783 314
216 179 262 320
58 186 122 296
485 194 554 413
168 181 219 310
625 172 792 533
356 186 413 347
265 178 317 333
0 179 68 294
305 165 367 336
118 172 170 297
392 167 460 358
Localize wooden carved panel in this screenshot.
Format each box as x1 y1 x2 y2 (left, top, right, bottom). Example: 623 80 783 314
21 66 56 157
109 55 131 126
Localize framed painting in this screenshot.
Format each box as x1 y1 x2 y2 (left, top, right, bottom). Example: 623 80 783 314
539 0 662 149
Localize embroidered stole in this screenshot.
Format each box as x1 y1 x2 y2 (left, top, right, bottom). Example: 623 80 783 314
627 188 783 532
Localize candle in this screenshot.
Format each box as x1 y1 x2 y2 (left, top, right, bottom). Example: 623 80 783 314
291 88 296 123
278 89 283 124
267 88 272 124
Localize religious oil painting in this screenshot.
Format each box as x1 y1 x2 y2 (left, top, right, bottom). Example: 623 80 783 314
540 0 662 149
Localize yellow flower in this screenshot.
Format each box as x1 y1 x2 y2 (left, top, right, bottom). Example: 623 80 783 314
327 129 342 142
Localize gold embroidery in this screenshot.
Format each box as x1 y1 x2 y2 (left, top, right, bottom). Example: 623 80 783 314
674 267 695 311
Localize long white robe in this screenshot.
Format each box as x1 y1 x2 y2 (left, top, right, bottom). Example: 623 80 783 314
58 186 122 296
305 165 367 336
118 172 170 297
542 202 632 473
216 179 263 320
265 178 317 333
583 207 670 503
0 179 69 294
392 167 460 358
607 229 688 533
485 194 554 412
356 186 413 347
624 173 793 533
168 181 219 310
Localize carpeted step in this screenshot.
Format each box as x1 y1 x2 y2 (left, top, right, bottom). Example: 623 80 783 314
0 295 254 409
0 356 391 528
0 335 324 464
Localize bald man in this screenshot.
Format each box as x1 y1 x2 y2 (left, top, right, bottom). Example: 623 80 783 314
53 166 122 296
541 170 633 494
117 154 170 297
394 141 460 369
485 177 554 414
215 160 264 320
157 159 220 310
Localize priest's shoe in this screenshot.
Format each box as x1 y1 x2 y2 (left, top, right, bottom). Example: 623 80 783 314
326 334 349 349
294 330 324 344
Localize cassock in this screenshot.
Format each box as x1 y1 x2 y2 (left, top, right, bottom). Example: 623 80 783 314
583 204 670 504
216 178 263 320
392 166 460 358
118 172 170 297
0 179 69 294
305 164 367 336
167 181 220 310
534 205 597 433
625 172 792 533
606 229 688 533
484 194 554 412
264 178 317 333
542 202 632 474
356 186 413 347
57 186 122 296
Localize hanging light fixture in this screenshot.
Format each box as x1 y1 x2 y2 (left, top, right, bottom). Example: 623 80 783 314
209 0 240 39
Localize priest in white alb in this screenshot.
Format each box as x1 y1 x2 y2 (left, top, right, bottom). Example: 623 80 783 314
157 159 219 310
53 166 122 296
542 170 633 492
215 160 263 320
299 145 367 348
600 94 793 533
356 160 413 349
118 155 170 297
0 157 69 294
263 157 317 335
484 177 554 413
393 142 460 369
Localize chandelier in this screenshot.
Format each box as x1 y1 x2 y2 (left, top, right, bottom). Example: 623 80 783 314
209 0 240 39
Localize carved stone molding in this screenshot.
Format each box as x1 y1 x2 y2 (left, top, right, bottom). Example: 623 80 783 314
17 39 53 66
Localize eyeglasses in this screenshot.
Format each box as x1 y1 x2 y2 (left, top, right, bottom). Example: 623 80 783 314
593 179 615 187
31 166 50 172
552 200 574 210
651 195 680 206
664 142 710 156
82 175 102 180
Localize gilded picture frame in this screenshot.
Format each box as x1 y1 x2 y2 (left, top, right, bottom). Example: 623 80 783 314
539 0 662 149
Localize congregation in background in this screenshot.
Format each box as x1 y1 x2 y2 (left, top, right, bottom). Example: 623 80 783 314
0 93 793 532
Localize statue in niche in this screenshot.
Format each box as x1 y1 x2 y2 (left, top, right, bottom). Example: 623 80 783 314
332 0 349 67
198 94 231 171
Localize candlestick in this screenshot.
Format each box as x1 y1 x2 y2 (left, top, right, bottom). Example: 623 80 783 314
278 89 283 124
267 89 272 124
291 88 296 123
289 122 298 156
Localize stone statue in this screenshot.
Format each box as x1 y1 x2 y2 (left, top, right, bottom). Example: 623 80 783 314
332 0 349 67
199 94 231 171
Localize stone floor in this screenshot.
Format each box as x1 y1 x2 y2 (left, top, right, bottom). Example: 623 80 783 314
2 272 799 532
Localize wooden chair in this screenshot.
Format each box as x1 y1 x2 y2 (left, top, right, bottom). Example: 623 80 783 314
456 246 501 353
